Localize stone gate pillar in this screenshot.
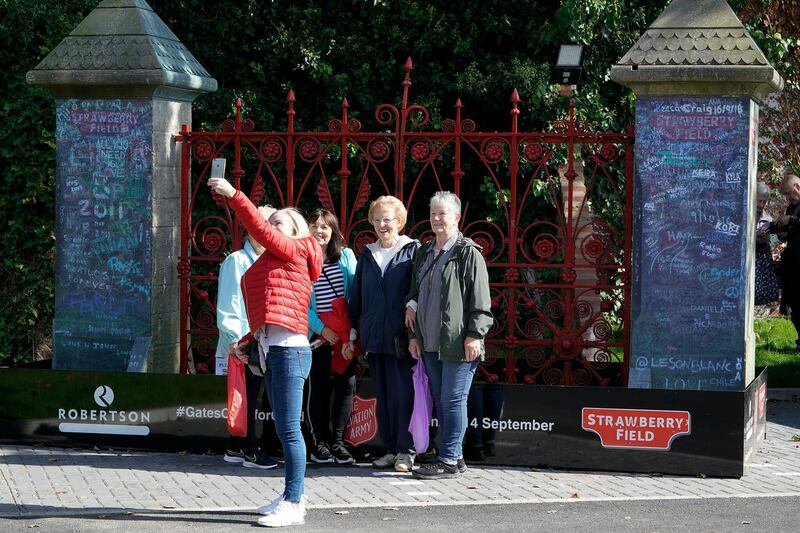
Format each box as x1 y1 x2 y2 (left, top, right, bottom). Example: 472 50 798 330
27 0 216 372
611 0 782 390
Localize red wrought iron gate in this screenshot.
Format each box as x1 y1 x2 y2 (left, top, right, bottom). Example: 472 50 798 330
176 59 634 386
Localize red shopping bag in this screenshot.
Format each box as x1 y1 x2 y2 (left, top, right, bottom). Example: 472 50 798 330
227 353 247 437
318 297 361 375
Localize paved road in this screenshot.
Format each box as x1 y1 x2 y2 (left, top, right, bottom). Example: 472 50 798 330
1 402 799 531
1 497 797 532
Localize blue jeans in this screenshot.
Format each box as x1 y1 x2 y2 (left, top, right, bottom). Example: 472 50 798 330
264 346 311 502
423 352 478 464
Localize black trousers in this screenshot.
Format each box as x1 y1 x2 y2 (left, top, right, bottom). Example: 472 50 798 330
786 289 800 345
228 362 262 455
781 270 800 345
228 344 282 455
367 352 415 454
465 382 504 450
303 343 357 446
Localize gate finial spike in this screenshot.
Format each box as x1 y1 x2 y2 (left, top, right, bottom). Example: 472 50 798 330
286 89 295 102
455 98 463 108
510 89 520 133
342 97 349 108
405 57 413 72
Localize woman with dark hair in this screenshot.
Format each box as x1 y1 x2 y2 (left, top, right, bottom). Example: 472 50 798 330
304 208 358 464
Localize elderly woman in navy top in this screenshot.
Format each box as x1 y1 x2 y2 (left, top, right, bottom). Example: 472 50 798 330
405 191 493 479
304 208 358 465
347 195 420 473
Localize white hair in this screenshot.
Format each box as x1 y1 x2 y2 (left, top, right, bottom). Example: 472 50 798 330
756 182 770 199
430 191 461 214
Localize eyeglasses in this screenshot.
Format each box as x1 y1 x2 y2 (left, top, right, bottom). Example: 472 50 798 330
372 217 397 225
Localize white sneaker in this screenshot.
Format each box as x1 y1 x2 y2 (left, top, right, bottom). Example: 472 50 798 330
258 494 306 516
257 495 284 516
257 499 306 527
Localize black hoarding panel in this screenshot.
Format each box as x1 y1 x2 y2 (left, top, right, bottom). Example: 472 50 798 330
0 368 764 478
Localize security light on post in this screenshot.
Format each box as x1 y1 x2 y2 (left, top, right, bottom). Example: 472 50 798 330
551 44 584 94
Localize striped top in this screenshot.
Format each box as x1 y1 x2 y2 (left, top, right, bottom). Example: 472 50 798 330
314 260 345 313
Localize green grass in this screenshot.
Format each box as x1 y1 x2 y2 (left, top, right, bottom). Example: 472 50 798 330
755 317 800 387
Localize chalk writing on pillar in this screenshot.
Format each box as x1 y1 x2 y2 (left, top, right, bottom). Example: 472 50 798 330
53 99 152 371
630 97 753 391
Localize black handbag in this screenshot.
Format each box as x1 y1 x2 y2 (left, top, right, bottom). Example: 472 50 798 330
394 333 411 359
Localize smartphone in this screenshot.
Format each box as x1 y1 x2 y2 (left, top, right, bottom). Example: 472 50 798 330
210 158 227 179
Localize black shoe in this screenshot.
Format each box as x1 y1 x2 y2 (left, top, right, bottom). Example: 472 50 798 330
331 442 354 464
457 457 467 473
310 442 335 464
416 447 439 464
412 460 460 479
224 448 245 464
243 449 278 469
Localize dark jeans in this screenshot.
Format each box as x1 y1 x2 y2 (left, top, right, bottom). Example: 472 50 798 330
264 345 312 502
367 352 415 454
303 343 357 446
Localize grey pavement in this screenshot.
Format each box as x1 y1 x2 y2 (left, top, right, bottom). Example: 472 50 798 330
1 402 799 521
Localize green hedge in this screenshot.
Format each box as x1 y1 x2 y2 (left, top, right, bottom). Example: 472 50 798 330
0 0 99 365
0 0 789 365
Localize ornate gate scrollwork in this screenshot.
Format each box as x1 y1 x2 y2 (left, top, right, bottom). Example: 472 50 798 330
176 59 633 385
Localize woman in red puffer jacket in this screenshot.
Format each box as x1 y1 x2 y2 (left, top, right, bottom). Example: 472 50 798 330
209 175 322 528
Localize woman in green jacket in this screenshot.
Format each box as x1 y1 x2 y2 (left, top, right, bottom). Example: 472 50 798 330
405 191 493 479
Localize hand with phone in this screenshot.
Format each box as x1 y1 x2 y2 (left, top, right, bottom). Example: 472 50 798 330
207 158 236 198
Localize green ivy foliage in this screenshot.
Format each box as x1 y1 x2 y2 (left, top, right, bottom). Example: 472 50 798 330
1 0 793 365
0 0 99 365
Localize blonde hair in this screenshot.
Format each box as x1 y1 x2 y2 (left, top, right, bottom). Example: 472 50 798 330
257 205 276 220
270 207 310 238
368 195 407 228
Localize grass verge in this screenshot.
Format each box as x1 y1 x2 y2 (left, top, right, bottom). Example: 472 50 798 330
755 317 800 387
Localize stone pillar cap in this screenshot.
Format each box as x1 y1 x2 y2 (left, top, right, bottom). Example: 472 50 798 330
26 0 217 100
610 0 783 102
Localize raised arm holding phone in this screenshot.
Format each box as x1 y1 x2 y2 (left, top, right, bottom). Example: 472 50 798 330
208 169 323 528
